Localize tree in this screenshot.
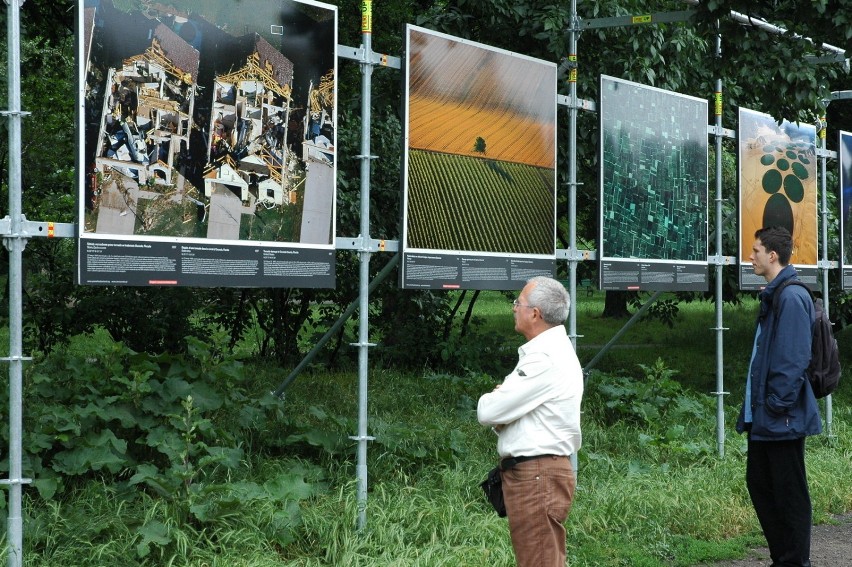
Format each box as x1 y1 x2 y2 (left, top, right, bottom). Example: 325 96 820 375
420 0 850 320
689 1 850 122
473 136 487 154
3 0 851 360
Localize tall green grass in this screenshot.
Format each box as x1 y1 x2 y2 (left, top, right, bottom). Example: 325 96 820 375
271 361 851 566
7 295 852 566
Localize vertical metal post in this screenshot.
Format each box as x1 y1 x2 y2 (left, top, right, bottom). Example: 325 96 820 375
354 0 375 532
2 1 30 566
712 26 727 458
567 0 580 476
567 0 579 347
818 116 833 435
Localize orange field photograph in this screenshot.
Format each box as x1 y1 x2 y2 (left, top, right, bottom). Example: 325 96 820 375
403 26 557 257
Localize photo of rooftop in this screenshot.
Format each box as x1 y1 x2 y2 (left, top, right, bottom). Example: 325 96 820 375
81 0 336 247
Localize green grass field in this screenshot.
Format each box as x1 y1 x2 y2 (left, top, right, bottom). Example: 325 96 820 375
273 290 852 566
4 291 851 566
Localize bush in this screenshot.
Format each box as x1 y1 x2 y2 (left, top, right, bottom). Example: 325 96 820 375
584 358 716 461
0 331 322 560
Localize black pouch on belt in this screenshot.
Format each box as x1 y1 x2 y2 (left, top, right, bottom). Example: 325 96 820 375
479 466 506 517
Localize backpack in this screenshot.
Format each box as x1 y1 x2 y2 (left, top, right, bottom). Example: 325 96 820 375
773 279 841 399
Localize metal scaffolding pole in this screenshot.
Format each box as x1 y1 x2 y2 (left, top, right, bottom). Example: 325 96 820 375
2 1 31 566
712 26 728 458
1 6 845 560
682 0 848 62
273 253 399 398
818 117 833 436
566 2 579 348
567 0 580 477
818 91 852 436
352 0 376 533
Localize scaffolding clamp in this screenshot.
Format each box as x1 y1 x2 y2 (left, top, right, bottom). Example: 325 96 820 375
349 435 375 442
708 255 735 266
814 148 837 159
0 478 32 487
706 125 735 138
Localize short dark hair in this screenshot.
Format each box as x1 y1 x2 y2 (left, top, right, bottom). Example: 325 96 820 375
754 226 793 265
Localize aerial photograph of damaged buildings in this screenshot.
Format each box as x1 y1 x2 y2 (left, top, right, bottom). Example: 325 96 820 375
81 0 337 246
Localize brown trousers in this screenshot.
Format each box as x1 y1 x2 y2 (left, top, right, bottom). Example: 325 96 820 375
502 455 576 567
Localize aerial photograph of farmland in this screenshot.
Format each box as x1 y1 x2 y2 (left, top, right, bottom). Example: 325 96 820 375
80 0 336 246
403 26 557 256
599 76 708 263
738 107 817 268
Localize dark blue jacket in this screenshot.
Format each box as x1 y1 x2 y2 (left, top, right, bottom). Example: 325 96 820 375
736 265 822 440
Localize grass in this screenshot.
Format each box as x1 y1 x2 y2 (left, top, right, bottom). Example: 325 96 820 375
454 289 761 379
269 354 852 566
5 292 852 566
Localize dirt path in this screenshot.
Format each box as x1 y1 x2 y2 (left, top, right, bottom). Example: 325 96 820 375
699 513 852 566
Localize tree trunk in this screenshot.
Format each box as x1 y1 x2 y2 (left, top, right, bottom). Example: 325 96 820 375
602 290 630 318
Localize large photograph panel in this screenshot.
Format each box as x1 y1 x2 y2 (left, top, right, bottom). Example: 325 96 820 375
598 75 709 291
841 130 852 289
78 0 337 287
400 25 557 290
737 108 818 290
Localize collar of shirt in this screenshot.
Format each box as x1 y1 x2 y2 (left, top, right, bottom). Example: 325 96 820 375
518 325 569 358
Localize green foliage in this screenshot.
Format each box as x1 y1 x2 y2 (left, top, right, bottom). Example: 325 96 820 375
634 296 681 328
423 369 497 408
438 328 516 376
1 332 327 560
13 333 236 487
371 287 454 368
5 0 851 365
2 322 850 565
589 359 697 425
21 459 324 566
584 359 715 460
691 1 850 122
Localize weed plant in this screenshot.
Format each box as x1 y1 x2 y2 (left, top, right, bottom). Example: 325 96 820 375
1 295 850 566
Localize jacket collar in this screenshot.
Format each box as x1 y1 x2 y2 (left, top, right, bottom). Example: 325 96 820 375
757 264 798 321
760 264 798 300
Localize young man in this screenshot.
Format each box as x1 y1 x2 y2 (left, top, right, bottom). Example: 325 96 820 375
477 276 584 567
736 226 822 567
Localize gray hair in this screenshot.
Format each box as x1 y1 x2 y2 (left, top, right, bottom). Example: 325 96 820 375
526 276 570 325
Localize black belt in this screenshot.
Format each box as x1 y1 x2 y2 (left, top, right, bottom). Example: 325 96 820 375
500 454 560 471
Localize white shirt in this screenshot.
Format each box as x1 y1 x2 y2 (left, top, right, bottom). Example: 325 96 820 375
477 325 583 458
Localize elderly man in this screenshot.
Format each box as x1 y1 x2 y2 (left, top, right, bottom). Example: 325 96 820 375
477 275 584 567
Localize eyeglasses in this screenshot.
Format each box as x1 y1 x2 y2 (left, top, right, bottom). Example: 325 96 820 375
512 299 535 309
